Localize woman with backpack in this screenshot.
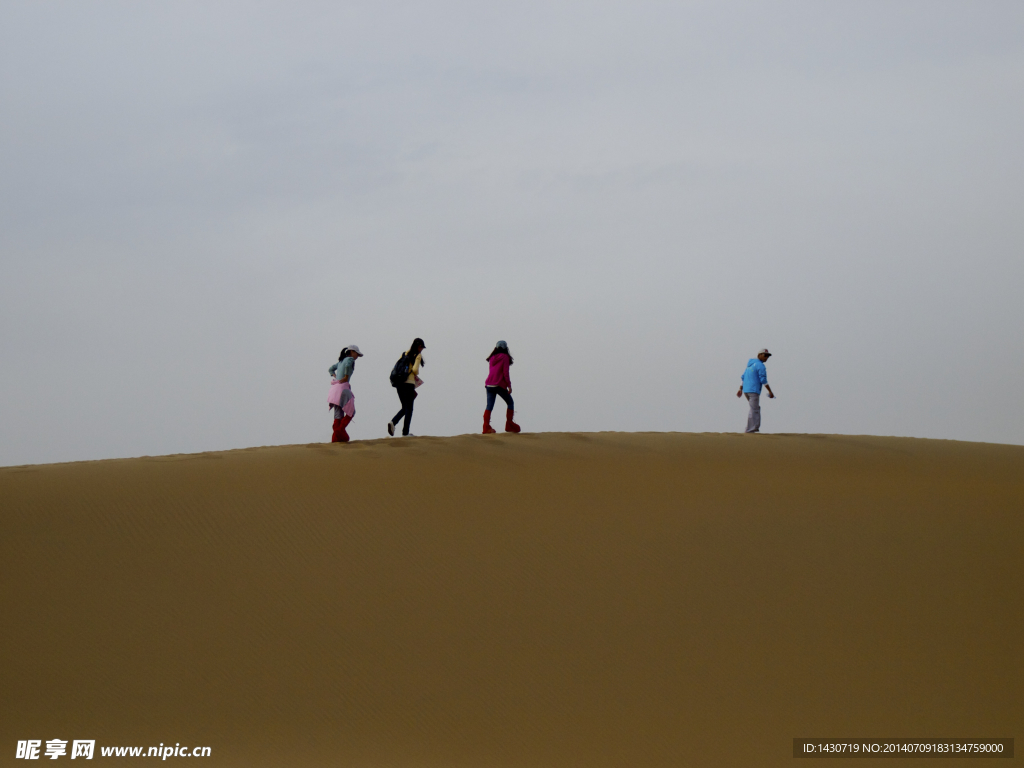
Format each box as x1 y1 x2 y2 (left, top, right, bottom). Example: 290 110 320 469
328 345 363 443
482 340 520 434
388 338 425 437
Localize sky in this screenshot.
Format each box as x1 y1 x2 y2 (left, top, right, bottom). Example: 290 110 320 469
2 0 1023 466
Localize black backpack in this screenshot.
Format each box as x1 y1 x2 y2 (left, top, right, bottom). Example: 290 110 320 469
389 353 411 388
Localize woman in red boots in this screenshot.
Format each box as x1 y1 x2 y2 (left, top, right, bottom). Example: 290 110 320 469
483 340 520 434
328 345 362 442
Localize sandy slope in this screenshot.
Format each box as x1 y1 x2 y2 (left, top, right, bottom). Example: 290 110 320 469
1 432 1021 767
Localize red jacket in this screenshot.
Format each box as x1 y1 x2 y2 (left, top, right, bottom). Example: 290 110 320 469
485 352 511 389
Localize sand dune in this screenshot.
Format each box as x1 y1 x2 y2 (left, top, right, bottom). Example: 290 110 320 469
2 432 1021 766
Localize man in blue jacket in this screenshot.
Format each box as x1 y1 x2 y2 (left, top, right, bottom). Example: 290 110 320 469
736 349 775 433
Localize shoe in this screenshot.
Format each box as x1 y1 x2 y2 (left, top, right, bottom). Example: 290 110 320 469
482 410 496 434
387 421 395 436
504 410 521 433
336 415 352 443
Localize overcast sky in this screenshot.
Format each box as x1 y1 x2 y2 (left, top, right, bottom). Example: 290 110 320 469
2 1 1023 466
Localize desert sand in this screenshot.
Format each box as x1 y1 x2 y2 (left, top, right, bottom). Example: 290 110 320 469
1 432 1021 766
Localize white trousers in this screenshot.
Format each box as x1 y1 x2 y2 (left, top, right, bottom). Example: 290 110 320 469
745 393 760 433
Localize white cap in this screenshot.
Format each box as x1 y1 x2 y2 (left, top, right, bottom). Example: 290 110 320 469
758 348 771 357
348 345 363 356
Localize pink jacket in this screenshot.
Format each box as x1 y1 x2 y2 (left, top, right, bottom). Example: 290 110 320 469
485 352 511 389
328 380 355 418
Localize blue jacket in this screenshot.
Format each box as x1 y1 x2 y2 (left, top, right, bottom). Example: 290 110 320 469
741 358 768 394
329 357 355 381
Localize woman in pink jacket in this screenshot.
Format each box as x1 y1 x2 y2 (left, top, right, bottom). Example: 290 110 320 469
483 340 520 434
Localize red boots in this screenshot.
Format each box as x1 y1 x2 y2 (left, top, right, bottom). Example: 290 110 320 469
505 410 521 433
484 410 520 433
482 410 497 434
332 415 352 443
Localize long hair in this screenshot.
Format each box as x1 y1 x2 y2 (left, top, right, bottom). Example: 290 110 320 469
408 338 425 366
338 348 349 361
487 345 513 364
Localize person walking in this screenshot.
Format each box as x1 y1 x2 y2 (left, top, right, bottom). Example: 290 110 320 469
328 345 363 442
482 340 520 434
737 348 774 433
388 338 425 437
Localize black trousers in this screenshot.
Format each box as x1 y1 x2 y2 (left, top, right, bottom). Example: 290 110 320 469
485 385 514 412
392 383 417 435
